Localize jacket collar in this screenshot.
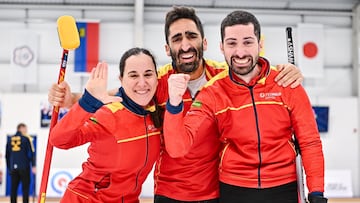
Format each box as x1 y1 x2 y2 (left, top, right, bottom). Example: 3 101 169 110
228 57 270 86
116 87 155 116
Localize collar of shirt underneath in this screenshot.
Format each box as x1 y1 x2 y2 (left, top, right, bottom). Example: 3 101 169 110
187 70 207 98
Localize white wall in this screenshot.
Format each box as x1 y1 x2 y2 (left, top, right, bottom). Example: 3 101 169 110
0 93 89 197
310 96 359 197
0 6 355 97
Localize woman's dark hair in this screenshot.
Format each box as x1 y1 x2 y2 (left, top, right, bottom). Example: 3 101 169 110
119 47 157 77
150 98 164 129
164 6 204 45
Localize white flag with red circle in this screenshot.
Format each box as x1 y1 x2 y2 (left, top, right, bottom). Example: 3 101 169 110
297 23 324 78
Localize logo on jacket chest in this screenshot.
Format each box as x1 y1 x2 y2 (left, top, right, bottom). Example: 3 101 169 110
147 124 157 132
259 92 281 99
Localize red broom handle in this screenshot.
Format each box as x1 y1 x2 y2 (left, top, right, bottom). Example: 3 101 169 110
38 49 69 203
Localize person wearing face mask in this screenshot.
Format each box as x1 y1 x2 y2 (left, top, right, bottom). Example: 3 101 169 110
48 7 304 203
50 48 162 203
164 10 326 203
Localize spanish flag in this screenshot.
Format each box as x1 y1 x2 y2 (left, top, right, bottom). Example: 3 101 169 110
74 21 99 73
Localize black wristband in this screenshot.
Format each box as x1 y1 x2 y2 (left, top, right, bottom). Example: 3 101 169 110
308 195 328 203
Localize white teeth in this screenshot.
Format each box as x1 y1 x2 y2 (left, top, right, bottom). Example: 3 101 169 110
233 57 249 64
181 53 194 59
136 90 148 94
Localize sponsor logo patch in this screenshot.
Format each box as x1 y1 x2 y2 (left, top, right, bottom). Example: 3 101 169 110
259 92 281 99
192 100 202 107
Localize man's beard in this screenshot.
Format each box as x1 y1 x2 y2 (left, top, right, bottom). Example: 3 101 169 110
228 55 258 76
171 45 203 73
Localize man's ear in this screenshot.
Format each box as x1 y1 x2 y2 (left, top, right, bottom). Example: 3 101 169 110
203 37 208 51
220 42 224 54
259 37 264 56
165 44 171 56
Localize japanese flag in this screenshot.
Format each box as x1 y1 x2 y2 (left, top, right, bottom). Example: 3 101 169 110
297 23 324 78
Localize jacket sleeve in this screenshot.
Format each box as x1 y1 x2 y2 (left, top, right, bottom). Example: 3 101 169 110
285 85 325 193
24 135 36 167
164 89 217 158
5 140 10 170
50 90 115 149
31 151 36 167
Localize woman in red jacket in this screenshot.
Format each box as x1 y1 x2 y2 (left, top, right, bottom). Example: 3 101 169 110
50 47 162 203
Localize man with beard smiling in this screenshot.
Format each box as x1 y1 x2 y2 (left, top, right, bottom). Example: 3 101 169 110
164 10 326 203
153 7 305 203
48 7 304 203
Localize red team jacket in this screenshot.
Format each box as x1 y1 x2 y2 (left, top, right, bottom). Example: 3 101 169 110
164 57 325 193
50 90 161 203
154 60 227 201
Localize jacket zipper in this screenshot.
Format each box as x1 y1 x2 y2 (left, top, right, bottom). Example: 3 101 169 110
219 142 230 172
133 116 150 191
249 86 262 188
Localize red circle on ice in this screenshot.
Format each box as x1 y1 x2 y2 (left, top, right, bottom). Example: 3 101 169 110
303 42 318 58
